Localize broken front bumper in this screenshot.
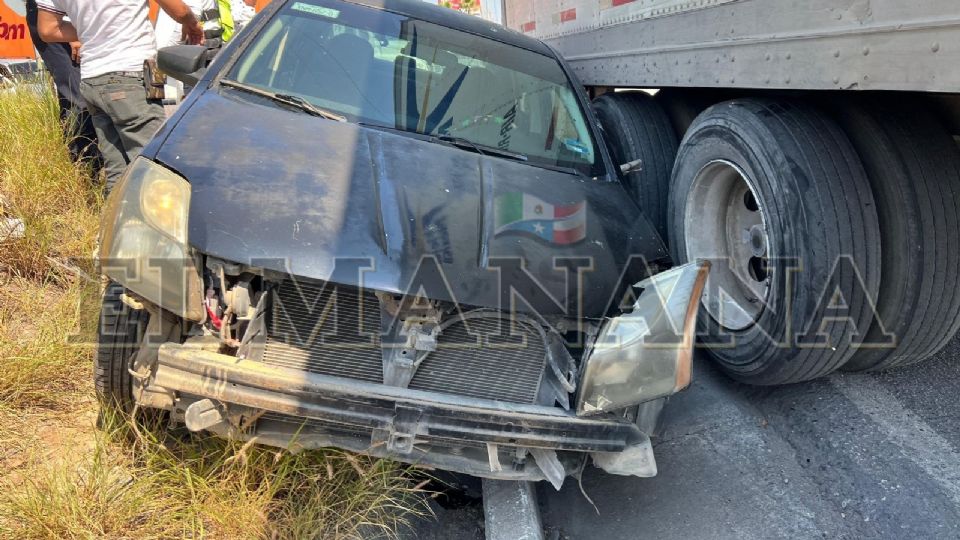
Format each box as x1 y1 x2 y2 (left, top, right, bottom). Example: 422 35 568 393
142 261 708 487
151 344 653 484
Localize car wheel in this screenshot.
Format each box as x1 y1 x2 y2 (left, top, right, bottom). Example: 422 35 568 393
95 282 149 413
668 98 881 385
593 91 678 242
833 99 960 371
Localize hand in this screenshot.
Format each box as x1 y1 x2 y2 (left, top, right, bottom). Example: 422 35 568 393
182 22 204 45
69 41 81 63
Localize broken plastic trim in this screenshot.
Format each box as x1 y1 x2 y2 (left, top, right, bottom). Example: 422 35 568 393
151 344 644 452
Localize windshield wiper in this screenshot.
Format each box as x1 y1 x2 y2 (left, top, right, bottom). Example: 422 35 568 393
220 79 346 122
433 134 528 162
273 93 346 122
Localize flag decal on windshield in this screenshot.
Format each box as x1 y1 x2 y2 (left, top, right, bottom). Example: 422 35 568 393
494 193 587 245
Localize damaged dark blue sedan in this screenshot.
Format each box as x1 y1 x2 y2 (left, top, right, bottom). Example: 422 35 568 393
96 0 708 488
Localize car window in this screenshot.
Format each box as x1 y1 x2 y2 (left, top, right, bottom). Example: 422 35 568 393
228 0 600 175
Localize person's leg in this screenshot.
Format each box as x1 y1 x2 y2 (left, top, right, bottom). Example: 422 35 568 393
27 0 98 166
26 1 81 106
95 74 166 164
73 108 104 171
80 80 130 191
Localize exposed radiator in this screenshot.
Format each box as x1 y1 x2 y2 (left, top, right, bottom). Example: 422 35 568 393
263 280 547 404
265 280 383 383
410 317 546 403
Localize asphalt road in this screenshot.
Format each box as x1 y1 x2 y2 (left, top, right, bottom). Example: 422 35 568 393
413 337 960 539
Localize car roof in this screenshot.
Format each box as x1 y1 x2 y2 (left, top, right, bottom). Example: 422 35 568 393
332 0 556 57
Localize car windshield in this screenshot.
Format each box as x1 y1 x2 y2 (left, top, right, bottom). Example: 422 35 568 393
227 0 600 175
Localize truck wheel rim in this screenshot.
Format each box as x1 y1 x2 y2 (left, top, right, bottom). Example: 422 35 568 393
684 160 770 331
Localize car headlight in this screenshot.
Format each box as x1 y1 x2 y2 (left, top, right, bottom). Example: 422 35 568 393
141 173 190 244
99 157 204 321
576 262 710 416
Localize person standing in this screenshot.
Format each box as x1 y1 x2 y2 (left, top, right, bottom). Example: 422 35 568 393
24 0 100 167
218 0 256 43
230 0 257 36
155 0 218 50
36 0 204 191
155 0 217 102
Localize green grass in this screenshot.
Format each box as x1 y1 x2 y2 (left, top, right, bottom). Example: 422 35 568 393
0 83 101 408
0 84 101 279
0 84 429 539
0 81 101 410
0 412 428 539
0 274 99 409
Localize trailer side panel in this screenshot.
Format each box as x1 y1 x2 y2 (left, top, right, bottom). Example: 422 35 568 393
505 0 960 92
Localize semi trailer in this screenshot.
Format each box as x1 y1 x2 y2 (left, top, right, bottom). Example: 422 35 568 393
503 0 960 384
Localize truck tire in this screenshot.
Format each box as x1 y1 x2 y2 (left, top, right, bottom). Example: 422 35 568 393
95 282 149 412
832 99 960 371
655 88 719 137
668 99 881 385
593 91 678 241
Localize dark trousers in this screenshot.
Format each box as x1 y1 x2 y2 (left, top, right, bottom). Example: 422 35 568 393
79 73 166 191
25 0 101 166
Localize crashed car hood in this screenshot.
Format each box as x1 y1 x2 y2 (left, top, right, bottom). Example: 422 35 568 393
155 88 667 317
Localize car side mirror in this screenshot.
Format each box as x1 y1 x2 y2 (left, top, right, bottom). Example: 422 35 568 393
158 45 208 86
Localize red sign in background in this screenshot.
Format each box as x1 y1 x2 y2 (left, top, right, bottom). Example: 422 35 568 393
0 0 35 59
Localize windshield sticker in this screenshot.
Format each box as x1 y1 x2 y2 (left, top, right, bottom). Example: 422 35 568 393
290 2 340 18
562 138 589 155
494 192 587 245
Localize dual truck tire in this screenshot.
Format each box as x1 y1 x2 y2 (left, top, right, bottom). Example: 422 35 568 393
594 92 960 385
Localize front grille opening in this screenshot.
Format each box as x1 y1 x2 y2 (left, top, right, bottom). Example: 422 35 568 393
262 279 548 403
